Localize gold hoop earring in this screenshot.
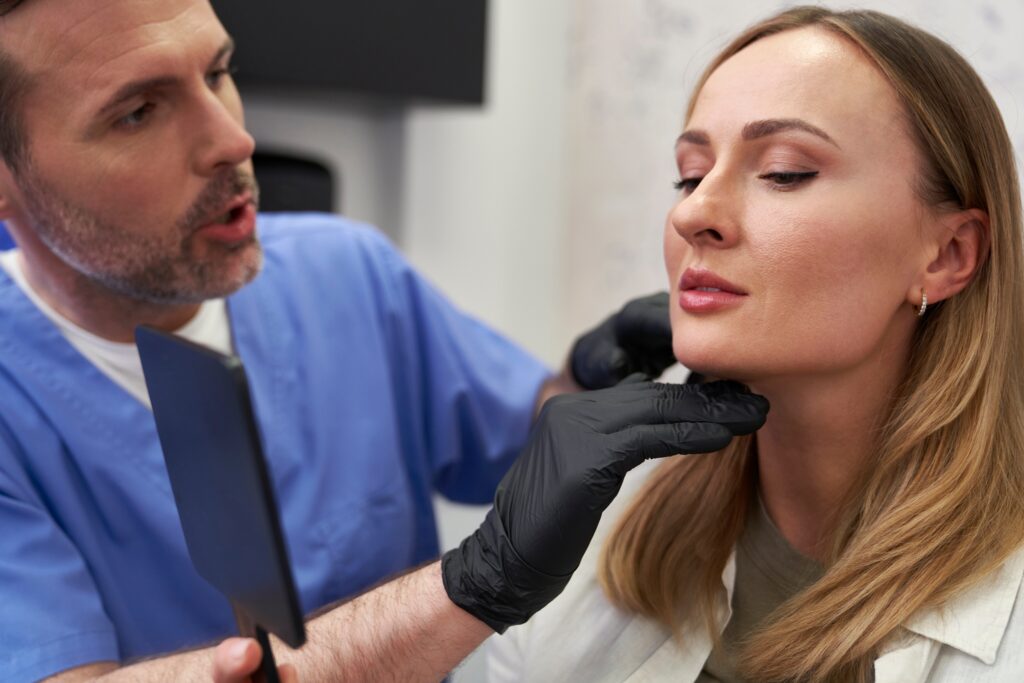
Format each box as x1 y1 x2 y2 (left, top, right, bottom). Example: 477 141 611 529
917 289 928 318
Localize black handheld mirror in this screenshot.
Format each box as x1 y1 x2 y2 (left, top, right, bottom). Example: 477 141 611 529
136 325 306 682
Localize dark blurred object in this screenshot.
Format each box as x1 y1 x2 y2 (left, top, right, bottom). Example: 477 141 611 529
0 222 12 250
252 151 335 214
214 0 488 104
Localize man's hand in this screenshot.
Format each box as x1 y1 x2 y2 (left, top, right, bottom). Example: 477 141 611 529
212 638 298 683
442 377 768 631
570 292 676 390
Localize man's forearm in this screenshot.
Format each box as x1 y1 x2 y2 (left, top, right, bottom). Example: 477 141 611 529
49 562 491 683
46 646 230 682
277 561 492 682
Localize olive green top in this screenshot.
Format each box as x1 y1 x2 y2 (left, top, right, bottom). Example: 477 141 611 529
697 497 823 683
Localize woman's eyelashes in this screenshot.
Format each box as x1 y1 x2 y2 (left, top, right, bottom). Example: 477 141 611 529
672 170 819 195
758 170 819 190
673 177 702 193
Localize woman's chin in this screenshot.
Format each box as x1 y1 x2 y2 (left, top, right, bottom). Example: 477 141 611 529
675 349 763 386
682 363 757 385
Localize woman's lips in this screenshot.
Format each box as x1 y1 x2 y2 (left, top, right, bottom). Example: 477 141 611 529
679 268 747 314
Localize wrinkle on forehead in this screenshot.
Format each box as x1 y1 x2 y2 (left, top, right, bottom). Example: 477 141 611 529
0 0 215 84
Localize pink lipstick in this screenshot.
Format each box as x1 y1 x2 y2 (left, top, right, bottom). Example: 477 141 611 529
679 268 748 314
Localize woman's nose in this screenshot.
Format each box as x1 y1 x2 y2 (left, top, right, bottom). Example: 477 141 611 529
668 175 741 249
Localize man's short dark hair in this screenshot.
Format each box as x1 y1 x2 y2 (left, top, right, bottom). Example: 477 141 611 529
0 0 31 170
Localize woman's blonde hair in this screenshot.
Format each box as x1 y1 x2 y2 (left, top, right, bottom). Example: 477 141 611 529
599 7 1024 682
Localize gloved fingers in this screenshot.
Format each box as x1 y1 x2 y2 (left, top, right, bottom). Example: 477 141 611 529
571 330 632 389
676 381 769 433
632 352 679 380
614 421 735 463
616 293 675 366
571 292 677 389
591 380 768 433
616 292 671 337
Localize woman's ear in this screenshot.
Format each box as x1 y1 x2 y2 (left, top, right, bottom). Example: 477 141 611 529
913 208 990 307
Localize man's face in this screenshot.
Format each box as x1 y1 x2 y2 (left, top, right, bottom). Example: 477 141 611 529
0 0 262 303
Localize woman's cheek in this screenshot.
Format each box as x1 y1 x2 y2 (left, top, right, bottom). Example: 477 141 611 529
663 223 687 286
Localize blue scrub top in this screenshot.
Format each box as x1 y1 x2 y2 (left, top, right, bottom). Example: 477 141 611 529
0 213 549 681
0 221 13 250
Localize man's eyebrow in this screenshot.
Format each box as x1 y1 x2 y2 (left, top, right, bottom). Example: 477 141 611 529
210 37 236 71
95 37 236 119
676 118 840 149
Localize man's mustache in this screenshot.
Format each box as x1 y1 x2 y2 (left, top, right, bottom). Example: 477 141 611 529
181 170 260 235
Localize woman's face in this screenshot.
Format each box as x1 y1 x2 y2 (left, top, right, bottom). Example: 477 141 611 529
665 27 932 383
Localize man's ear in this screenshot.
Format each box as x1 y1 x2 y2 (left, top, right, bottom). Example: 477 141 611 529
912 208 990 308
0 162 20 221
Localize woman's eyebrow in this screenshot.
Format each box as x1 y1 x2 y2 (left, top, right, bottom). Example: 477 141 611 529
677 118 840 149
743 118 840 148
676 130 710 146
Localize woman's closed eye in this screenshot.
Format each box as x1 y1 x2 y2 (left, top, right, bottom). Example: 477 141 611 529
674 170 819 196
673 177 703 194
759 170 819 191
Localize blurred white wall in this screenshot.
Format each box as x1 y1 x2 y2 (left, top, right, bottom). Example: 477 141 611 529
399 0 572 369
242 94 406 242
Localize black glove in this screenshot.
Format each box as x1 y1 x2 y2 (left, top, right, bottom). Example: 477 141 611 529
570 292 676 390
441 377 768 632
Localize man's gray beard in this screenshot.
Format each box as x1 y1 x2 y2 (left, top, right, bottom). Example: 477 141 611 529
16 165 263 305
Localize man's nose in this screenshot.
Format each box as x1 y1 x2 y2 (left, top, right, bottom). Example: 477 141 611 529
191 92 256 176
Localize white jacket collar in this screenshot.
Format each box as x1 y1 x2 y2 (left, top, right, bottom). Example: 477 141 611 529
901 545 1024 664
717 544 1024 665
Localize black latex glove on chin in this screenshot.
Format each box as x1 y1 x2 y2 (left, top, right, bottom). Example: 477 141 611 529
441 376 768 633
570 292 676 390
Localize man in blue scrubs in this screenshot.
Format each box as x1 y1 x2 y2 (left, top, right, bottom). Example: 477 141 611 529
0 1 677 680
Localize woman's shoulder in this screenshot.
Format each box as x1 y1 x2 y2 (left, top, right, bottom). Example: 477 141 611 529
486 461 676 682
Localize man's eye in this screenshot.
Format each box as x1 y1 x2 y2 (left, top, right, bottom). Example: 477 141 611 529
115 103 155 130
206 64 238 88
759 171 819 190
673 177 703 194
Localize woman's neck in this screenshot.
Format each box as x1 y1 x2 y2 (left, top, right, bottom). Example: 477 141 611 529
748 338 912 559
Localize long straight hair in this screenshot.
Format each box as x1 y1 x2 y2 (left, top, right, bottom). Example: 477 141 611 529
599 8 1024 682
